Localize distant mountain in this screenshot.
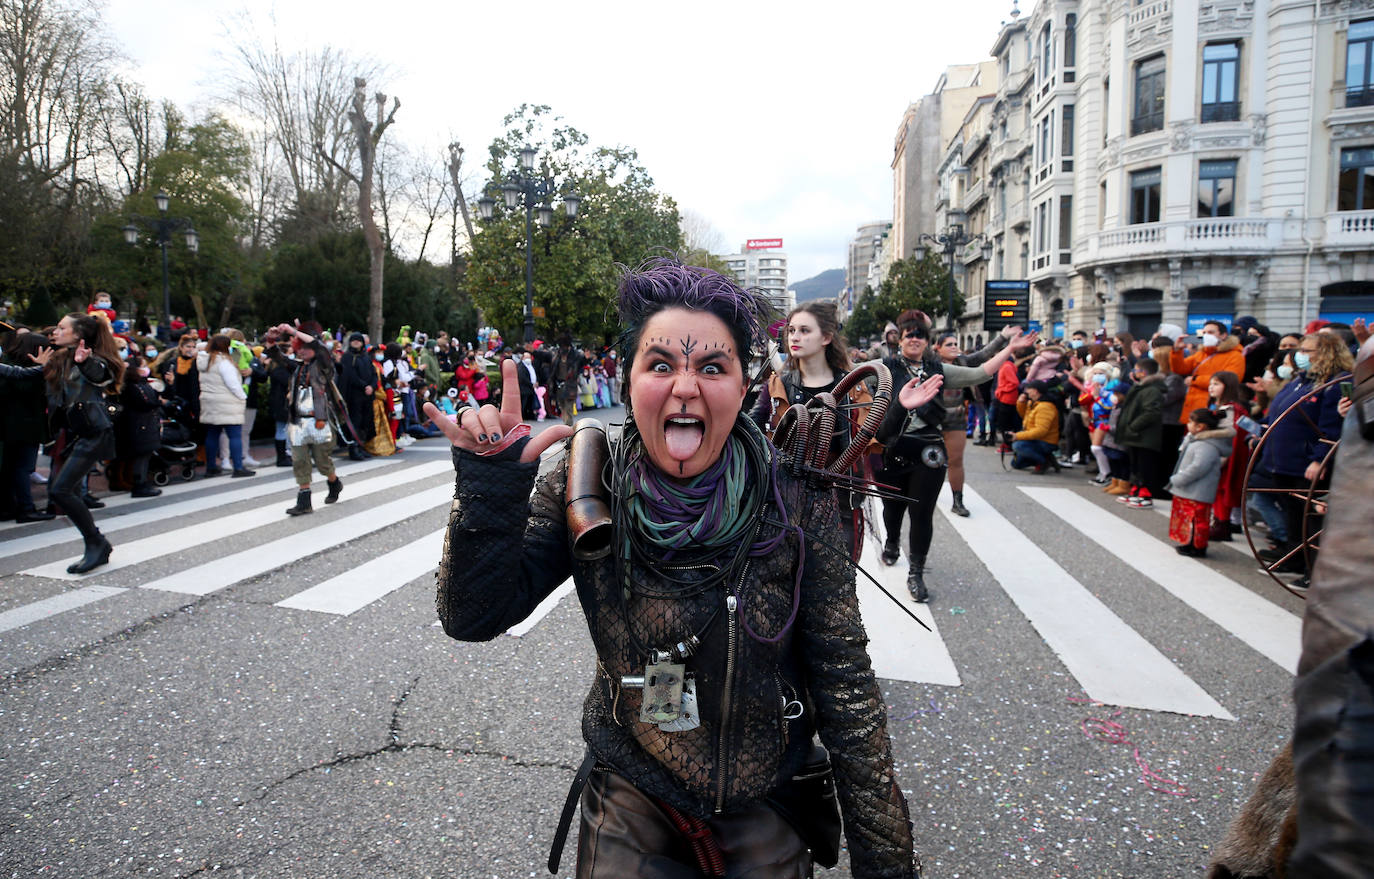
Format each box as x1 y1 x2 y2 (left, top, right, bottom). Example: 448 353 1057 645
788 268 845 303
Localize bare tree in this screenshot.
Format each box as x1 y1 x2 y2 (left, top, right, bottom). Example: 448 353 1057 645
680 209 727 255
406 149 450 263
223 23 384 241
447 142 476 246
316 78 398 342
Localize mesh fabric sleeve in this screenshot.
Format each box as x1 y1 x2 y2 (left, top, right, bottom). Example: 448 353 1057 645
436 445 573 641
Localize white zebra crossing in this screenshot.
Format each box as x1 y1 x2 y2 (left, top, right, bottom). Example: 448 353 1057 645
22 458 454 580
0 456 399 562
0 462 1300 724
276 527 447 615
937 485 1233 719
139 485 454 596
1021 487 1301 673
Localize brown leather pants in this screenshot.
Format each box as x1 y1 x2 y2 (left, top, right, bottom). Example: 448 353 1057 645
576 768 812 879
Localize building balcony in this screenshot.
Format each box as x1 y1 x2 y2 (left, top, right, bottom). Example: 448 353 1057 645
1127 0 1171 29
1326 210 1374 246
1076 216 1280 267
964 179 987 210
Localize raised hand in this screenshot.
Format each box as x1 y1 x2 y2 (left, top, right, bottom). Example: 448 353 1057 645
1008 329 1040 351
73 340 91 363
897 372 944 410
26 345 53 367
423 358 573 463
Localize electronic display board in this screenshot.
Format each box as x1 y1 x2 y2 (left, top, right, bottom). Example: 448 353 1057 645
983 280 1030 330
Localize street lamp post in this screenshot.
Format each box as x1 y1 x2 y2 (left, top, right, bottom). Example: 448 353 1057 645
123 190 199 342
474 147 580 344
914 224 992 333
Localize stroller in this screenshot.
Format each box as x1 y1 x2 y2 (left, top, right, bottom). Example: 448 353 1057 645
147 397 200 486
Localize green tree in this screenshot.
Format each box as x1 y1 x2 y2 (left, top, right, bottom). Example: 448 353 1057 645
467 105 681 345
88 111 254 330
841 255 958 344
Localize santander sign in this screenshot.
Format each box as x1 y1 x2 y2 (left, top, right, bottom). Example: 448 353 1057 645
745 238 783 250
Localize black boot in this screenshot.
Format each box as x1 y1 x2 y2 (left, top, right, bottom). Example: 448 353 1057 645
881 540 900 566
950 490 970 517
67 534 113 574
325 477 343 504
907 560 930 603
274 440 292 468
347 445 368 461
286 489 312 516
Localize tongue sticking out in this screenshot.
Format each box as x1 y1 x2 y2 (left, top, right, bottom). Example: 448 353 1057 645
664 421 704 461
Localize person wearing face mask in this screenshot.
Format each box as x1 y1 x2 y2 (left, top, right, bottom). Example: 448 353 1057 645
115 351 164 498
337 332 376 460
516 350 538 420
264 322 343 513
1254 333 1353 584
0 331 55 522
1169 320 1244 427
363 345 397 457
1231 316 1279 384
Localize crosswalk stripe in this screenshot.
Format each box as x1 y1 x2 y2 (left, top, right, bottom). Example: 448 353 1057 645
276 528 447 615
939 485 1233 719
1021 487 1301 673
506 580 577 637
140 485 455 596
0 457 400 562
22 459 455 581
854 534 960 686
0 585 127 634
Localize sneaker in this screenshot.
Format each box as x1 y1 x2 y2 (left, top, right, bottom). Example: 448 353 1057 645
30 471 48 484
1130 496 1153 509
1055 456 1076 467
240 455 260 469
1115 494 1135 504
1089 475 1110 486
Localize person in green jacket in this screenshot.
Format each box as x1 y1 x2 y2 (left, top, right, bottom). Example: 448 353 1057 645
1113 356 1166 508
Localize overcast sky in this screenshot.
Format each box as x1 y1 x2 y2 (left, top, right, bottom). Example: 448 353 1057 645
104 0 1015 286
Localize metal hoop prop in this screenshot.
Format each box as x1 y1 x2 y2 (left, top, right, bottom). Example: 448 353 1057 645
1240 374 1344 600
770 362 894 479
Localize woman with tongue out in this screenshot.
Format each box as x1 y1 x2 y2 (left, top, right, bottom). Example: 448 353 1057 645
426 257 930 878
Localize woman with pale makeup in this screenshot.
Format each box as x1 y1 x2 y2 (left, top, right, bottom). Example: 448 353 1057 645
426 259 933 878
756 301 876 560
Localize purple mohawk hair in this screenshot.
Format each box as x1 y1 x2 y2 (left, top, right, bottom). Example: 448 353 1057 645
614 256 775 386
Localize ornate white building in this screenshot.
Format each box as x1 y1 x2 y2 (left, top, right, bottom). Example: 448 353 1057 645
937 0 1374 339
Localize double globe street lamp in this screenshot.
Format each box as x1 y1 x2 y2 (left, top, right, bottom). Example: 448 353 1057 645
914 224 992 332
123 190 199 342
476 147 580 344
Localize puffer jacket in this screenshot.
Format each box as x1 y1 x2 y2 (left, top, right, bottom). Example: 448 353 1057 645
1013 398 1060 444
437 433 919 878
196 351 247 425
1114 373 1165 449
1170 335 1245 424
1167 428 1232 503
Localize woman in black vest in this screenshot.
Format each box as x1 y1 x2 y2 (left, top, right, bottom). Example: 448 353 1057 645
878 310 1036 601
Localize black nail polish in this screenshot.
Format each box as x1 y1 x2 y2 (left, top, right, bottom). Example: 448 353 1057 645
491 430 502 441
478 433 487 442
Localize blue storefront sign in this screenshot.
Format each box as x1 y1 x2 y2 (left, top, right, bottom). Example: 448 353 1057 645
1052 321 1066 339
1027 320 1043 333
1186 313 1233 335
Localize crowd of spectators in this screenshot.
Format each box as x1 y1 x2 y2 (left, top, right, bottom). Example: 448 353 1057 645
0 297 623 524
846 315 1365 590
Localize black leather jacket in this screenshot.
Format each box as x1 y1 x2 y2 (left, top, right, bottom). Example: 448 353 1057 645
436 438 919 878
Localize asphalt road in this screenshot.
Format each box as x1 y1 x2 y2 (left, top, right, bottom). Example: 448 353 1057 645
0 411 1301 878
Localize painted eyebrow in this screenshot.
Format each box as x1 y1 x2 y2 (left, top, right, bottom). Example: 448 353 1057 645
642 345 732 365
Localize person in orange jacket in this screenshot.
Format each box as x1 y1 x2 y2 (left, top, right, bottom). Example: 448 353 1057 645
1169 320 1245 425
